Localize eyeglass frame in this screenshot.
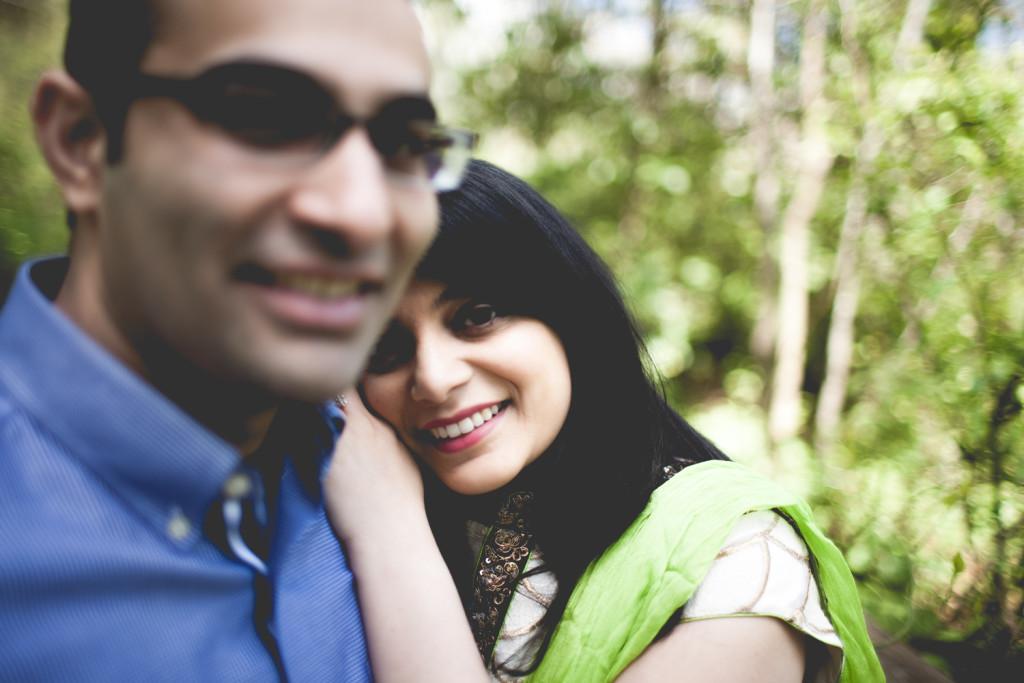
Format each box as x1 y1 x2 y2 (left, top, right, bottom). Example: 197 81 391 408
103 59 477 192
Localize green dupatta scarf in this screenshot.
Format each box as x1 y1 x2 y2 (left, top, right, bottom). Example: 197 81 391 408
530 460 883 682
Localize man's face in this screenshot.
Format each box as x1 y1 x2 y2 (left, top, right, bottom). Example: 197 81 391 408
93 0 438 402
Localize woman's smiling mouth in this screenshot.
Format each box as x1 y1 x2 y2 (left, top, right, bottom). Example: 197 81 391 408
427 402 508 441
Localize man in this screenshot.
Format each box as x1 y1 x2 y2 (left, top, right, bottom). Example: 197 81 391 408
0 0 473 679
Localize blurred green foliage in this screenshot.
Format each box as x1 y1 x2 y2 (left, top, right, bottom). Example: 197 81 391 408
2 0 1021 679
419 1 1023 678
0 0 67 297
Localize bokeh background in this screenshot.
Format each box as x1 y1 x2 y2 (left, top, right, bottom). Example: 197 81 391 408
2 0 1022 679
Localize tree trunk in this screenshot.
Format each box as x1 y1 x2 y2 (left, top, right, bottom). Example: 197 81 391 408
814 0 880 453
768 0 834 444
895 0 935 70
747 0 781 367
816 0 934 454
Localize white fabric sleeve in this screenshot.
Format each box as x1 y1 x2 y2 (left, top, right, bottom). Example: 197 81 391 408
681 509 844 682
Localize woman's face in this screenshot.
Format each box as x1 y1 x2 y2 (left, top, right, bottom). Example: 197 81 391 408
361 280 571 495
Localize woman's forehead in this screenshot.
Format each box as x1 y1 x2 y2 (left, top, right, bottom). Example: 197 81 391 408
394 281 451 319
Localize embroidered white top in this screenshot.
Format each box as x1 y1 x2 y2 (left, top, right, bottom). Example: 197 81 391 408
470 510 843 682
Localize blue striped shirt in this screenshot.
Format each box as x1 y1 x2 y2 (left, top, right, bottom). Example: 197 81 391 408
0 258 371 682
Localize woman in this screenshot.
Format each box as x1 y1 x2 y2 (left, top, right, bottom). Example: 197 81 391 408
327 160 883 682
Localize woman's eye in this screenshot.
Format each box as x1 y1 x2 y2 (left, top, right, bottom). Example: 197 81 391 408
365 327 414 375
453 303 498 332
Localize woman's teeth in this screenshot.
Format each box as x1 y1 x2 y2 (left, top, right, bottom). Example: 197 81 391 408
430 403 504 440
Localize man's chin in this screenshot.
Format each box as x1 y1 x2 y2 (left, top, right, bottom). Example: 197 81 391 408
252 370 356 406
221 336 372 405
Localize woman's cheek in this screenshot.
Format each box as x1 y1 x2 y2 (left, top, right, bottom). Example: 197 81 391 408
361 376 402 427
359 377 384 416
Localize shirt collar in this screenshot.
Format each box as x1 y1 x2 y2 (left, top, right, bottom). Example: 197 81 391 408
0 257 343 546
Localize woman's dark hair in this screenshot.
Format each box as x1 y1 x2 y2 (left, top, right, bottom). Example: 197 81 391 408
419 159 729 675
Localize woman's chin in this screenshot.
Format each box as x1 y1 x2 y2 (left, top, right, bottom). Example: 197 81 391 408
439 478 507 497
433 466 520 497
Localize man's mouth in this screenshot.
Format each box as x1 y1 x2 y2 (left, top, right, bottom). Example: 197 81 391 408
234 264 372 299
275 272 360 299
428 402 508 441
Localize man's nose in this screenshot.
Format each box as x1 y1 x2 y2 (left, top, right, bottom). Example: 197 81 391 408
285 128 391 254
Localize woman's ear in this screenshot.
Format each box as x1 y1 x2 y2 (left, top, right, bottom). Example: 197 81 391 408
31 70 108 221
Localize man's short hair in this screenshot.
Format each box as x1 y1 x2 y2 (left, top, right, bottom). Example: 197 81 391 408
64 0 158 162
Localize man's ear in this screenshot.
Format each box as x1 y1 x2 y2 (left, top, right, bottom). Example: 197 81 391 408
32 70 109 221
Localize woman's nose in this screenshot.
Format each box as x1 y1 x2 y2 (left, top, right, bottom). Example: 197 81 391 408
409 336 473 404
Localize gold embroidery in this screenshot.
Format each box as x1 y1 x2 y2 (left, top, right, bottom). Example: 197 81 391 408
468 491 535 663
518 576 553 607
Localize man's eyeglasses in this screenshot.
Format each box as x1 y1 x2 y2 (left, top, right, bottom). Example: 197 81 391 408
123 61 477 191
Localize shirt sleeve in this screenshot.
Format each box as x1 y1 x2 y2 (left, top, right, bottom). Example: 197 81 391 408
680 509 844 682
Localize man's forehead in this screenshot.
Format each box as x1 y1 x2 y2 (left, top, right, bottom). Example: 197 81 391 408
144 0 430 109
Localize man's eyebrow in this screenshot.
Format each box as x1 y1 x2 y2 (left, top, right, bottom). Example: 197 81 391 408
373 95 437 122
197 58 438 120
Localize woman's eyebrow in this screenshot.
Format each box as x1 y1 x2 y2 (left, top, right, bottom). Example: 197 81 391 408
435 286 471 311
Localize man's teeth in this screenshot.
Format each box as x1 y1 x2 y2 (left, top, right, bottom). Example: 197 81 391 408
431 403 503 440
277 273 359 298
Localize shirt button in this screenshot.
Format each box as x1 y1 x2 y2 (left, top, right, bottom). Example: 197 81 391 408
167 511 191 541
223 473 253 499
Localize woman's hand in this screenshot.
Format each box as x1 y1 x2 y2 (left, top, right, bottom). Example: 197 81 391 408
325 391 489 683
325 391 425 546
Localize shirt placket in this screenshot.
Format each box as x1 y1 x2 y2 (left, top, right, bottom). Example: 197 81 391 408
222 468 270 575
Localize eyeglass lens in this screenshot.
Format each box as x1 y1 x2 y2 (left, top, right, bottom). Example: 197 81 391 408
134 62 475 191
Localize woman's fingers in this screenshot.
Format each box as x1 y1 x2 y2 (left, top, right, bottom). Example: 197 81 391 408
325 386 426 542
